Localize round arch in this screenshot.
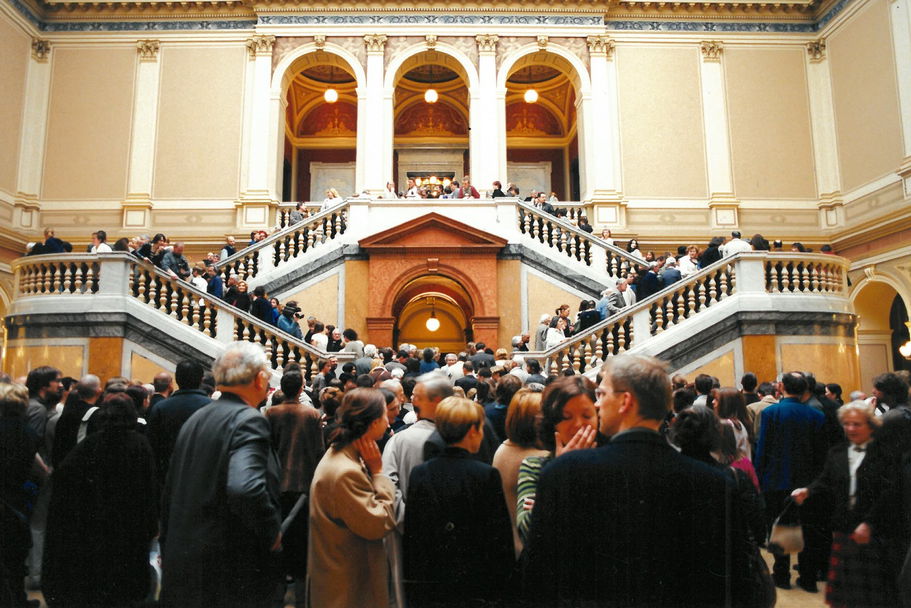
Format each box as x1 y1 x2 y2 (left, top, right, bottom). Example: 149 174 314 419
271 43 367 96
383 42 480 93
496 43 591 95
850 271 911 383
381 263 488 321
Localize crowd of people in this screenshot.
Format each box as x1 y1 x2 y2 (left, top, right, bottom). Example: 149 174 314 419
2 342 910 608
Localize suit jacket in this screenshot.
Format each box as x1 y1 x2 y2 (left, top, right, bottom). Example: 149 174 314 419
308 444 396 608
753 397 826 492
403 448 514 604
146 388 211 490
524 429 747 607
160 393 281 608
808 443 890 533
470 352 495 370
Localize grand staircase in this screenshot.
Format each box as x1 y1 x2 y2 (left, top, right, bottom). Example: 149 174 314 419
6 198 853 382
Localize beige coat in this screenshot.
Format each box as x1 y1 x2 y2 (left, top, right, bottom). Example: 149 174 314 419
307 443 396 608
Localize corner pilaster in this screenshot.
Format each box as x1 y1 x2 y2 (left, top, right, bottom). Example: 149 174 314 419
699 40 739 221
239 35 278 207
122 40 162 229
585 35 624 215
14 38 53 231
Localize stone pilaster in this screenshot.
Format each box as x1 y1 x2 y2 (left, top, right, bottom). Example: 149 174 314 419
123 40 162 229
14 38 53 231
472 34 500 192
363 34 387 195
699 40 739 219
586 35 624 214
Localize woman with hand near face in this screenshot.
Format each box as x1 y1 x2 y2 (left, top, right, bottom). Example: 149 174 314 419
516 376 598 545
308 388 397 608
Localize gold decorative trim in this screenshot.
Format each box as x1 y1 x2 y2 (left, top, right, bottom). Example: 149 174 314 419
31 38 51 62
246 35 276 58
314 35 327 50
806 39 826 62
425 34 438 49
475 34 498 54
586 34 614 58
364 34 387 54
700 40 723 62
536 35 548 50
136 39 160 61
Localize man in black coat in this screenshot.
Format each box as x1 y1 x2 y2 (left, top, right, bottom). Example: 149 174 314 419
160 343 281 608
146 359 211 492
51 375 102 469
469 343 495 370
525 354 749 607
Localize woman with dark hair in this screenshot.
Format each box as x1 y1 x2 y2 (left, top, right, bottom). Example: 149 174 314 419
751 233 771 251
825 383 844 406
515 375 597 544
112 237 130 252
714 387 753 461
626 238 644 260
699 236 725 268
43 392 158 607
308 388 396 608
418 348 439 374
791 242 807 253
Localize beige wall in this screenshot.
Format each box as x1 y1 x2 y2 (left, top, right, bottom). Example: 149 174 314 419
525 271 584 331
617 45 708 199
0 15 29 195
42 47 135 201
153 45 245 200
497 259 522 349
284 272 340 329
725 47 816 200
829 0 904 193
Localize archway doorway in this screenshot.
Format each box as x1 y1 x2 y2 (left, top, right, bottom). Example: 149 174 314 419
504 52 582 202
392 275 474 352
853 280 911 389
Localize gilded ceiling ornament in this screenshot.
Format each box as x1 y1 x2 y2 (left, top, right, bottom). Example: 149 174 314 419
586 35 615 58
537 35 548 50
314 35 326 50
364 34 388 54
425 34 438 49
246 35 276 58
806 39 826 62
475 34 499 54
136 39 160 61
700 41 723 61
31 38 50 62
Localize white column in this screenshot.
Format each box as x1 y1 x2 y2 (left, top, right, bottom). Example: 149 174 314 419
363 34 387 196
471 35 500 193
13 38 53 232
241 35 276 203
496 86 508 191
576 93 591 201
585 35 623 204
890 0 911 195
699 41 739 227
805 39 845 228
122 40 162 229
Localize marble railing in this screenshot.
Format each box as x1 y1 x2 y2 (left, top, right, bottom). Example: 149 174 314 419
218 201 349 282
516 200 647 279
523 252 850 375
276 202 325 229
11 253 354 380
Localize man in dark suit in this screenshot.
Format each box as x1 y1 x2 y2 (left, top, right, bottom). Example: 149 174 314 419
52 375 102 468
754 371 827 591
160 343 281 608
454 361 479 393
525 354 747 607
469 344 495 370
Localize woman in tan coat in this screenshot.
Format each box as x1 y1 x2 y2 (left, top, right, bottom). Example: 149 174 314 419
307 388 396 608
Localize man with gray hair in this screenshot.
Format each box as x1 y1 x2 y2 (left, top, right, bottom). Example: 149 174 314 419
596 279 628 320
160 342 281 608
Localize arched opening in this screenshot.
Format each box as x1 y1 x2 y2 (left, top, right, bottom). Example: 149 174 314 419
504 52 583 202
391 51 470 197
282 52 359 202
853 279 911 389
391 274 474 352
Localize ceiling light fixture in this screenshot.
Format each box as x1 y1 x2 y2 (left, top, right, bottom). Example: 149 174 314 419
324 64 338 103
524 89 538 103
900 321 911 360
425 297 440 332
425 63 438 104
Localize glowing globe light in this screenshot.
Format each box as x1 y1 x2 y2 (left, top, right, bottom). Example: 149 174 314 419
524 89 539 103
424 88 438 104
426 314 440 332
324 88 338 103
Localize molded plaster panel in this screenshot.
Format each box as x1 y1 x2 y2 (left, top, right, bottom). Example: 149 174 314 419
725 47 816 200
154 46 245 200
617 46 708 199
829 0 903 193
0 16 29 195
42 47 134 201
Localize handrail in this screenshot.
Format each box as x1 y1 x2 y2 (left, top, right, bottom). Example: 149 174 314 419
524 251 850 375
276 202 327 229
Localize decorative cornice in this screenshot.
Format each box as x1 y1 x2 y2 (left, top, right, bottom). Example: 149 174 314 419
475 33 498 53
136 39 160 61
313 34 327 49
425 34 438 49
31 38 51 62
586 34 614 58
700 40 723 61
806 38 826 62
364 33 387 53
246 34 275 57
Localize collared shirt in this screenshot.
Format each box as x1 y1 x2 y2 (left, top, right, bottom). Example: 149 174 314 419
848 440 869 508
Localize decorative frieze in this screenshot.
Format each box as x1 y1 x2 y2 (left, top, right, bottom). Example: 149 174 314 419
700 40 723 61
806 39 826 62
136 40 160 61
31 38 50 62
587 35 615 58
537 35 549 50
475 34 498 54
314 34 326 50
246 35 276 58
425 34 438 50
364 34 387 54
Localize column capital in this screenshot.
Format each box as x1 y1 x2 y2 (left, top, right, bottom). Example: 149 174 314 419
364 34 388 54
31 38 50 62
807 39 827 62
536 35 549 50
587 35 615 58
700 41 723 62
136 40 160 62
246 35 276 58
476 34 499 54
